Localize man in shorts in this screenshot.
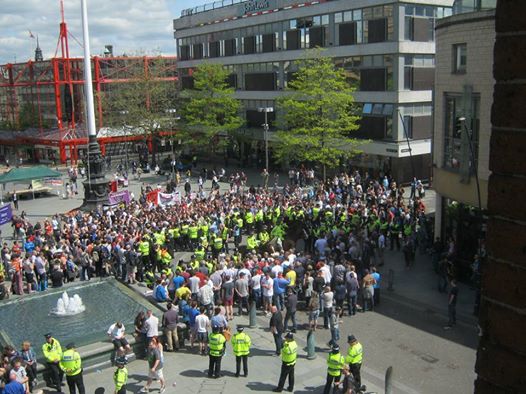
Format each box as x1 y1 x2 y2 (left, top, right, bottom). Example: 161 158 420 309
195 306 210 355
107 322 131 357
261 271 274 317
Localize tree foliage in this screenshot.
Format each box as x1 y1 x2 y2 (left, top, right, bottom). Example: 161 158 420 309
102 56 177 163
275 52 361 174
179 63 243 149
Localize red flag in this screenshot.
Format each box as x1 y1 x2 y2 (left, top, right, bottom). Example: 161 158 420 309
146 190 159 205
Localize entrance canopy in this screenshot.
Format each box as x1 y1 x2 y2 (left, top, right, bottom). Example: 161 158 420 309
0 166 62 184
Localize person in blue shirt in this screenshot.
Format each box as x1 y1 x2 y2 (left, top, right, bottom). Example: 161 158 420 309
273 272 290 311
4 370 26 394
172 273 185 291
187 301 200 347
24 240 35 254
371 267 381 306
154 279 168 302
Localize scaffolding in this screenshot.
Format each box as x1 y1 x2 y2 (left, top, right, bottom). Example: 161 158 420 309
0 1 177 164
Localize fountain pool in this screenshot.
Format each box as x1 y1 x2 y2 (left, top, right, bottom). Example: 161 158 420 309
0 279 155 356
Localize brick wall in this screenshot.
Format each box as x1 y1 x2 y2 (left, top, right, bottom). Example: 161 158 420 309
475 1 526 392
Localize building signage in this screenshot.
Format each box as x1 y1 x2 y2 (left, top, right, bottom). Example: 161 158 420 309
243 0 271 14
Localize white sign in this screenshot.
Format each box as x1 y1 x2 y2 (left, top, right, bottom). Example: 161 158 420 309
244 0 270 14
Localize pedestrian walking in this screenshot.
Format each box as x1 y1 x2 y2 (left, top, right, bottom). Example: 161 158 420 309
231 326 251 377
59 343 85 394
12 192 18 210
269 305 284 355
273 332 297 392
444 279 458 330
140 337 165 393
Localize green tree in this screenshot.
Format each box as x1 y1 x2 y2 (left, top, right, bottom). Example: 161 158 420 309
179 63 242 151
102 56 177 166
18 103 40 129
276 52 362 180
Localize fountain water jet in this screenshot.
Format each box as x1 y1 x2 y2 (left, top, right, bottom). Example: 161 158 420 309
51 291 86 316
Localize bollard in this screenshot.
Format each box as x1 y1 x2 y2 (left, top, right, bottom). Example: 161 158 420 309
306 329 316 360
385 366 393 394
249 300 257 328
387 269 395 291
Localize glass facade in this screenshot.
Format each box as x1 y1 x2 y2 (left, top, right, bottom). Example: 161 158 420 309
175 1 452 144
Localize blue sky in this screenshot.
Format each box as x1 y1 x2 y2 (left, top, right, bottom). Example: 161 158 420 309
0 0 210 65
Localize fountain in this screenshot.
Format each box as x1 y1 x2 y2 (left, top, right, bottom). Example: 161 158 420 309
51 291 86 316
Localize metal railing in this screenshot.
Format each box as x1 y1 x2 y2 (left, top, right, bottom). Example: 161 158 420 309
181 0 247 17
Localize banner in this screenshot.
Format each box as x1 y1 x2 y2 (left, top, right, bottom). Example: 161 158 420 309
108 190 131 205
0 204 13 225
158 191 181 207
44 178 63 186
31 179 44 189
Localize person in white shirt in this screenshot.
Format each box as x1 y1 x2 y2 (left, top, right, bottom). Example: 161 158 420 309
319 261 332 285
144 310 159 346
107 321 131 356
261 272 274 316
251 270 262 309
199 281 214 315
271 263 283 278
194 307 210 355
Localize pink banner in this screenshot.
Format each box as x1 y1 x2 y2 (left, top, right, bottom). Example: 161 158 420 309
108 190 131 205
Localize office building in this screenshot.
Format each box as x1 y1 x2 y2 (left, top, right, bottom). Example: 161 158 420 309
173 0 453 181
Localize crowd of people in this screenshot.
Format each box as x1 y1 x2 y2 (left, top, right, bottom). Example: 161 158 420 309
0 165 437 393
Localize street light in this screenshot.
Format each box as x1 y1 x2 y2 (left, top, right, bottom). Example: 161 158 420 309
458 117 482 212
258 107 274 171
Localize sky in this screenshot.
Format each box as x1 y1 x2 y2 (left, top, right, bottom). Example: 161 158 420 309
0 0 200 65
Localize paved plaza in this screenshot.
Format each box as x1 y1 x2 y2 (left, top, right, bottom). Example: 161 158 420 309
1 165 476 394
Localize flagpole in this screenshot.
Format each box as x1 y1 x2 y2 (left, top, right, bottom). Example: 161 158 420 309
80 0 108 209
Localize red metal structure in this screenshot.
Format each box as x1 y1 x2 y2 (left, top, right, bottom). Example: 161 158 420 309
0 1 177 165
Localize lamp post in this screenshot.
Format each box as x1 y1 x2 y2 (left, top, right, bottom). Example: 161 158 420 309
458 117 482 212
81 0 108 210
258 107 274 171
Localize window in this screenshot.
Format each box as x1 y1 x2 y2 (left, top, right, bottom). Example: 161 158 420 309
443 94 480 171
453 44 467 73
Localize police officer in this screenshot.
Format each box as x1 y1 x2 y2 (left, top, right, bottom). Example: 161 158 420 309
59 343 85 394
114 356 128 394
346 335 363 390
324 344 345 394
231 326 251 377
42 332 63 391
208 326 226 378
273 332 297 393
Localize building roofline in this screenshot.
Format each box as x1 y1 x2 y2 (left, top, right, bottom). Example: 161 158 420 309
435 8 495 30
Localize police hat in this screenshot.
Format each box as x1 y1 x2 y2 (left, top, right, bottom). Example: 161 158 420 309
115 356 128 366
347 335 357 343
44 333 52 338
66 343 75 349
331 344 340 353
285 332 294 340
236 326 244 332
